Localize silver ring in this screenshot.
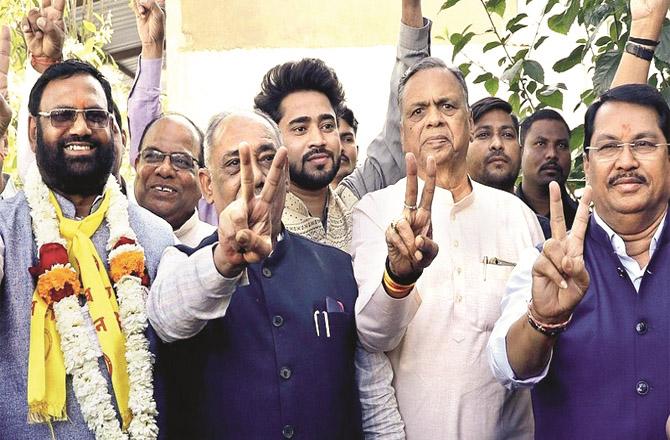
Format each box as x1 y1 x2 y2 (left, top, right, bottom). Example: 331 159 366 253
404 203 418 211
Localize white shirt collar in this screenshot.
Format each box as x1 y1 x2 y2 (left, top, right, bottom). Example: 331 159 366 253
592 209 665 260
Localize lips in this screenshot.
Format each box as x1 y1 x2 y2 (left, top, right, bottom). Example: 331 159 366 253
150 184 178 194
485 152 510 165
539 162 562 174
340 154 350 164
423 134 451 147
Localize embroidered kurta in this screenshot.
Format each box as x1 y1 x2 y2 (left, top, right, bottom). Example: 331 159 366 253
352 178 544 439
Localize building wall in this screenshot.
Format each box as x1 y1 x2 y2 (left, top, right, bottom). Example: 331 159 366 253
164 1 590 154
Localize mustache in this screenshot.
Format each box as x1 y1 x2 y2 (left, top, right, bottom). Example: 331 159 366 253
539 160 563 173
608 172 647 186
56 134 98 149
485 150 510 163
303 148 334 163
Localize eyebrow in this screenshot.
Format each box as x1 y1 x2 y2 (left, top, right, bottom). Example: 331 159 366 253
255 143 277 154
475 124 516 131
288 113 335 125
595 131 660 141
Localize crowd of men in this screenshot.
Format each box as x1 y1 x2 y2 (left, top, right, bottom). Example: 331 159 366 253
0 0 669 438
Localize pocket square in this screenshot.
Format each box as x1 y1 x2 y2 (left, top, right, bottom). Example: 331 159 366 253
326 296 345 313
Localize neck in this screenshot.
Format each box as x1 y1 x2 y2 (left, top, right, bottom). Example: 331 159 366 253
601 205 667 268
290 184 329 220
430 164 471 202
56 191 100 218
521 180 551 216
170 209 195 231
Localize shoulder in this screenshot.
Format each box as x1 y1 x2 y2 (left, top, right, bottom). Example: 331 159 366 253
288 231 352 264
355 178 404 215
128 202 174 247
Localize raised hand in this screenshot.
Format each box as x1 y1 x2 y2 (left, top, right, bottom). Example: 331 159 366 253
132 0 165 59
630 0 670 22
531 182 592 324
0 25 11 141
214 143 288 277
385 153 439 285
21 0 65 72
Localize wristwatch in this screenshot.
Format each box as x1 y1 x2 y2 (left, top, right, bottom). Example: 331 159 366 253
625 42 655 61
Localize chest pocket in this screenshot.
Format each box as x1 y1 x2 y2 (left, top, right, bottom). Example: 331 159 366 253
467 263 515 333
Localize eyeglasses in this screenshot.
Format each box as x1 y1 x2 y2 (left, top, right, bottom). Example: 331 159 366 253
36 108 111 129
585 140 669 161
139 148 199 171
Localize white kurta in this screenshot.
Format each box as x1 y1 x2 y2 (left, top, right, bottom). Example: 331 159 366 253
352 178 544 440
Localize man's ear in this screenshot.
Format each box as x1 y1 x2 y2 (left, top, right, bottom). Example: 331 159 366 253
28 115 38 153
198 168 215 204
583 152 591 185
468 113 475 143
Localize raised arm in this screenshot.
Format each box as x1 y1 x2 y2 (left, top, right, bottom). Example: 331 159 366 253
340 0 431 199
504 183 592 379
611 0 669 87
128 0 165 164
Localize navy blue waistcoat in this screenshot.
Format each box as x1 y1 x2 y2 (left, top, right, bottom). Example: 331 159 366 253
159 231 363 439
532 213 670 439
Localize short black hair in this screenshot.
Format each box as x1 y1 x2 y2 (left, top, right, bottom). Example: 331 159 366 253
254 58 345 124
471 97 519 134
138 112 205 166
337 104 358 134
584 83 670 154
29 59 114 116
520 109 570 146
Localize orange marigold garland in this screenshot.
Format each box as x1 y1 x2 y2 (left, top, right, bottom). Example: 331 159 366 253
36 265 82 305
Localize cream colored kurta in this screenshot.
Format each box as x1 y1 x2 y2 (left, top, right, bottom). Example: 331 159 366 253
282 185 358 252
175 209 216 248
352 178 544 440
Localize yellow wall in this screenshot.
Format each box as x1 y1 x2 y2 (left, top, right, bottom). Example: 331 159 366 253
177 0 515 51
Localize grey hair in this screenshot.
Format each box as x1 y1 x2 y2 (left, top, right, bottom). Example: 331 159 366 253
397 57 470 113
204 109 283 168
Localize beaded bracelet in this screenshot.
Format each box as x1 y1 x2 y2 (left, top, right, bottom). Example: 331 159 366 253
526 299 572 337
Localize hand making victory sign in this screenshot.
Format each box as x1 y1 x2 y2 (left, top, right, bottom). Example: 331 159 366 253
21 0 65 72
214 143 288 278
384 153 439 297
531 181 593 324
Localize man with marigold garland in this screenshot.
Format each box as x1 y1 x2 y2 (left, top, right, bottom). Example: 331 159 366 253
0 53 173 440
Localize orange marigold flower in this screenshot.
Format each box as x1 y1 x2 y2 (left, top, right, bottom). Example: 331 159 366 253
36 266 81 305
109 250 146 283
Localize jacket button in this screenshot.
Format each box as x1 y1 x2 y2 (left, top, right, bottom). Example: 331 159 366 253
282 424 294 438
635 321 648 335
279 366 292 380
272 315 284 327
636 380 649 396
262 267 272 278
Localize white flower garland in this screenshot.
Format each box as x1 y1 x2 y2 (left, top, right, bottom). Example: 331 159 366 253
25 165 158 439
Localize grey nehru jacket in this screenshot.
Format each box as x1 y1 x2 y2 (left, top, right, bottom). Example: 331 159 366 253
0 191 173 440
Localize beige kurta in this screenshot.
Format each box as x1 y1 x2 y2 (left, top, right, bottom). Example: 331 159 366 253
282 185 358 252
352 178 544 440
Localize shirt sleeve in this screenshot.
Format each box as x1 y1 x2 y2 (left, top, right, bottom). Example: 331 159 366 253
356 343 406 439
487 246 552 390
147 244 248 342
352 200 421 353
340 18 431 199
127 56 163 164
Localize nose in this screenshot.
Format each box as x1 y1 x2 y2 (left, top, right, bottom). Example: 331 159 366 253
308 126 327 149
614 144 639 170
544 143 559 160
426 105 445 128
68 112 93 137
155 155 176 178
490 133 504 151
251 157 266 193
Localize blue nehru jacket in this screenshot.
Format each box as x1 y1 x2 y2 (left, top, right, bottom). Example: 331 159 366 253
159 230 363 439
532 212 670 439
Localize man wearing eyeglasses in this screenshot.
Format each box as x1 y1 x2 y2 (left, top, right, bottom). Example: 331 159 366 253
133 114 215 247
488 84 670 438
516 109 577 238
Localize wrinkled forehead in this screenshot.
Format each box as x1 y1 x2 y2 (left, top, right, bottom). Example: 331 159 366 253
401 67 468 109
215 114 279 156
40 73 108 111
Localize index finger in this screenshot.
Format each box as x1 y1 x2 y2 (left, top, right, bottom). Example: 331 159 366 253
548 181 567 241
418 155 436 211
404 153 418 210
238 142 254 203
50 0 66 16
259 146 287 204
567 185 592 250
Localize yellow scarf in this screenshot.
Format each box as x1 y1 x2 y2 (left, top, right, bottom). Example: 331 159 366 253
27 191 132 428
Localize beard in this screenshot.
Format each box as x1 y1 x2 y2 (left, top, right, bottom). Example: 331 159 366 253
35 124 116 196
289 149 341 190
